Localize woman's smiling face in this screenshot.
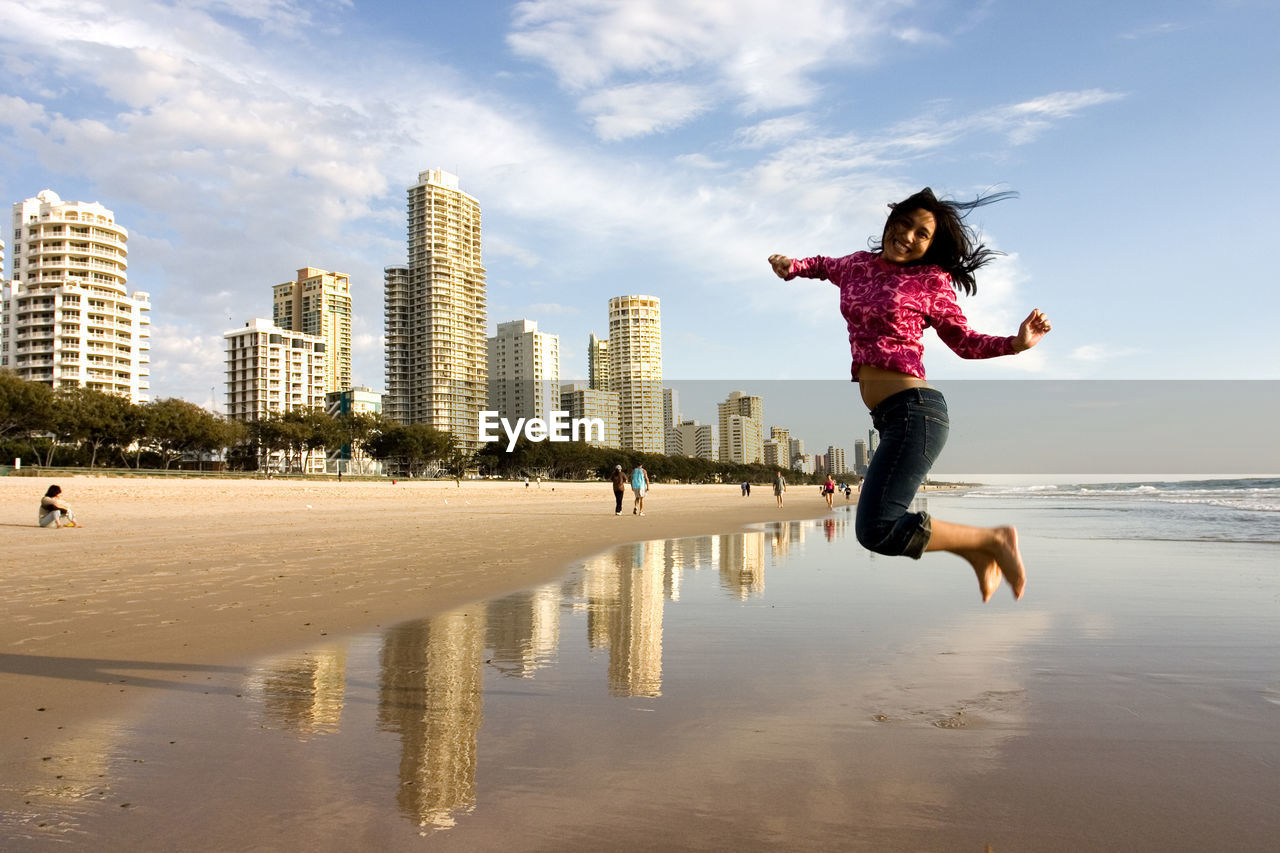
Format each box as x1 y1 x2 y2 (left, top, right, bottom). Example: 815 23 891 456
881 208 936 264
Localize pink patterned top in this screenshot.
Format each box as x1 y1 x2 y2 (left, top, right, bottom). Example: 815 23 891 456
786 251 1016 381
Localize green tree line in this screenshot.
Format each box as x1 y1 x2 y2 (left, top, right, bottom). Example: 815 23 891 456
0 370 456 475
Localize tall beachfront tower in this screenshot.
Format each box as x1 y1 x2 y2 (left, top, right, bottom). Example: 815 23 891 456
384 170 487 450
1 190 151 403
607 294 663 454
273 267 352 395
487 319 560 423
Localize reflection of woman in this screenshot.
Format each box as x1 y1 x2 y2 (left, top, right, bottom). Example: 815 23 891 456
39 484 77 528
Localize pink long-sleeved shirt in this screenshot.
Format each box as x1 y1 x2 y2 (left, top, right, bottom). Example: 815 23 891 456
787 251 1016 381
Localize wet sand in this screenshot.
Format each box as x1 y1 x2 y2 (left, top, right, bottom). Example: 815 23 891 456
0 476 836 787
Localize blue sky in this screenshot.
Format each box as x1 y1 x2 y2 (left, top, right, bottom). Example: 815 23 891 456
2 0 1277 456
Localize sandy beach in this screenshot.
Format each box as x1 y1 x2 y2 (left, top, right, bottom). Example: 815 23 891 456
0 476 832 784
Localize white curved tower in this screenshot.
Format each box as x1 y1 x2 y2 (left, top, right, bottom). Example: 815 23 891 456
2 190 151 402
608 294 663 453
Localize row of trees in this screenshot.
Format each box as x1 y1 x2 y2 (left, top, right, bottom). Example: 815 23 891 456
0 370 460 475
1 370 832 483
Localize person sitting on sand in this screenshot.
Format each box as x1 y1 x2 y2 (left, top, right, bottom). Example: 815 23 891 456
770 186 1050 602
39 484 78 528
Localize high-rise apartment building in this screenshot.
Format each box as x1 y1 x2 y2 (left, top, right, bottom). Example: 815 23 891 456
2 190 151 402
769 427 792 467
224 318 328 472
487 319 560 423
273 266 352 395
384 170 487 450
560 382 621 449
718 391 764 464
663 388 680 433
789 438 805 468
666 419 713 460
826 445 848 476
722 414 763 466
854 439 869 475
606 295 663 453
763 439 787 468
588 332 610 392
223 318 328 420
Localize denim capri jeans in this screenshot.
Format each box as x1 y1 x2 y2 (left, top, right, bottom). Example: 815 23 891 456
855 387 949 559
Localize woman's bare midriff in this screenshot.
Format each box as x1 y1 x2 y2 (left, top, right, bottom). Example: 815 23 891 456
856 364 928 411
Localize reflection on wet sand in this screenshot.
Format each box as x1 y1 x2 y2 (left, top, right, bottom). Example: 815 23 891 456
8 523 834 840
360 525 811 829
247 647 346 735
378 608 486 830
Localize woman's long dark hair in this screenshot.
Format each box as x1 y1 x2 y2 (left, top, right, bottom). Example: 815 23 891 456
45 485 61 498
872 187 1016 295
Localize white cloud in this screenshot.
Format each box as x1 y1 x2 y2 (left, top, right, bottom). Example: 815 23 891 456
507 0 908 138
1070 344 1140 363
1120 21 1190 40
581 82 709 141
674 152 727 170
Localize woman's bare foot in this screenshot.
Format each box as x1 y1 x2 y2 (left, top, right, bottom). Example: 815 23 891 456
992 526 1026 600
961 527 1025 601
954 549 1002 602
927 520 1028 602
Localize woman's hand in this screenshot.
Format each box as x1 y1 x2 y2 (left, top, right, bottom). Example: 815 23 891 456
1013 308 1052 352
768 254 793 279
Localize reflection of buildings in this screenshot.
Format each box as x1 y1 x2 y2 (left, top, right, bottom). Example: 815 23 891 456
248 648 347 735
378 607 486 829
578 542 667 697
486 584 561 677
718 531 767 599
612 542 665 697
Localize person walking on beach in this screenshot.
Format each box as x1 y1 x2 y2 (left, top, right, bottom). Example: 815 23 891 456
822 474 836 509
773 470 788 507
610 464 627 515
631 462 650 516
769 187 1051 602
39 484 77 528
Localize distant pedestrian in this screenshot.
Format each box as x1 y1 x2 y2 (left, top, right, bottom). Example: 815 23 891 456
822 475 836 509
631 463 650 516
610 464 627 515
773 470 787 507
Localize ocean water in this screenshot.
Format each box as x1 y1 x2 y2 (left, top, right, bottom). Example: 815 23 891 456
949 476 1280 545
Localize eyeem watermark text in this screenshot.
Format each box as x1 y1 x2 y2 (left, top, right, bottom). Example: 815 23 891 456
480 411 606 451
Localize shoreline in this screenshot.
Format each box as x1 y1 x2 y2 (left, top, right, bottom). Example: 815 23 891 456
1 476 851 784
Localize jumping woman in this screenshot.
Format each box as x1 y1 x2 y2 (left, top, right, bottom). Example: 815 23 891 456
769 187 1051 602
